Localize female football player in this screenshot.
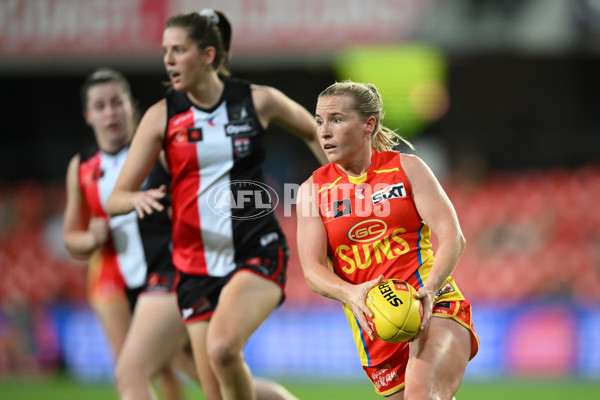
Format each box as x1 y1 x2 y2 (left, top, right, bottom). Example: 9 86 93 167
63 68 193 400
296 80 479 398
106 9 325 400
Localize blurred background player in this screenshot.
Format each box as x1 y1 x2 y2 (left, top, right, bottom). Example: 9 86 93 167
62 68 195 400
296 80 479 398
106 9 326 400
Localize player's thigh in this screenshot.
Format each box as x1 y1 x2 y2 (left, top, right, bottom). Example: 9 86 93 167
209 271 282 345
91 296 131 355
405 316 471 398
117 293 188 374
186 320 222 398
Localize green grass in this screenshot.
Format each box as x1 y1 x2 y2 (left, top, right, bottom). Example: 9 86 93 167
1 374 599 399
456 379 600 400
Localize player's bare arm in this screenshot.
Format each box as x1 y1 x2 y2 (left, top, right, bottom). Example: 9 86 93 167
296 178 380 338
63 154 105 257
252 84 328 165
401 153 466 333
107 100 167 218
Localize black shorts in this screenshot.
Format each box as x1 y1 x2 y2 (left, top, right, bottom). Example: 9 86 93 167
126 270 177 311
144 270 177 294
125 286 144 311
176 245 288 324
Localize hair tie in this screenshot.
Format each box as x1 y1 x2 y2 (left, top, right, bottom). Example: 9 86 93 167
90 68 119 81
199 8 220 25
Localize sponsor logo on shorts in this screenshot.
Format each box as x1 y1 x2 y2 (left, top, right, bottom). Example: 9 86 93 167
147 273 170 289
182 298 211 320
434 301 451 310
435 282 455 299
182 307 194 320
371 365 400 390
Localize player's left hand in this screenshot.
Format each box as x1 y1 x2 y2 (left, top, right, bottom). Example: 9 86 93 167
131 184 167 218
411 285 435 341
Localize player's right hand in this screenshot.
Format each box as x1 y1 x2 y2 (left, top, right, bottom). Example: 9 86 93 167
89 217 109 246
347 274 384 341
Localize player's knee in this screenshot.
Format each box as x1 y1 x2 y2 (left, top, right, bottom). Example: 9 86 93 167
115 356 146 393
403 386 450 400
115 361 135 395
206 335 243 372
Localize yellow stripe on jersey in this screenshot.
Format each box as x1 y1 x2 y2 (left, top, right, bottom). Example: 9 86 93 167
348 173 368 185
417 223 434 268
332 257 371 365
318 176 343 194
342 303 371 366
327 256 336 272
373 168 400 174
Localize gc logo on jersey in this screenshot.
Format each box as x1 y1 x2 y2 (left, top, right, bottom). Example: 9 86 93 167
347 219 387 242
372 183 406 205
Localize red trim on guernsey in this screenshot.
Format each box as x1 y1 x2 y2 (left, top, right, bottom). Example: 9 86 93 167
233 247 286 291
78 152 125 289
166 109 208 274
79 152 107 218
183 310 215 325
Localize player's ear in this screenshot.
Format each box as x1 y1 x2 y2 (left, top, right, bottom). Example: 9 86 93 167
203 46 217 66
364 115 376 137
83 110 91 126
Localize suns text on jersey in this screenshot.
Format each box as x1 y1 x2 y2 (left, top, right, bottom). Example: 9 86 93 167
336 227 410 274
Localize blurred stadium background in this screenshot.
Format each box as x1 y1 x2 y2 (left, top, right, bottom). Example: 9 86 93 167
1 0 600 398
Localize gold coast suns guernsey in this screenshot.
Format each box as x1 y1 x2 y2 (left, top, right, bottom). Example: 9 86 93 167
313 150 465 366
164 77 286 277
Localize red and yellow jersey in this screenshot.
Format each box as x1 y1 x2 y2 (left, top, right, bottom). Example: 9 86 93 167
313 150 465 366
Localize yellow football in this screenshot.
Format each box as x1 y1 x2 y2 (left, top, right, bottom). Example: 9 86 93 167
366 279 422 343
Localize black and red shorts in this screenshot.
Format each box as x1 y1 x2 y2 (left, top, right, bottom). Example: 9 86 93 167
176 245 288 324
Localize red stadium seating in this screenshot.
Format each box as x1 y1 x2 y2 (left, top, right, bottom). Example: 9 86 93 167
0 166 599 306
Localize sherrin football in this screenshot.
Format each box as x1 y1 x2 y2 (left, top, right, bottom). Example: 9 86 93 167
366 279 423 343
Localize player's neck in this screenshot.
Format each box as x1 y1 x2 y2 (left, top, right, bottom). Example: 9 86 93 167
337 149 372 177
187 73 224 109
